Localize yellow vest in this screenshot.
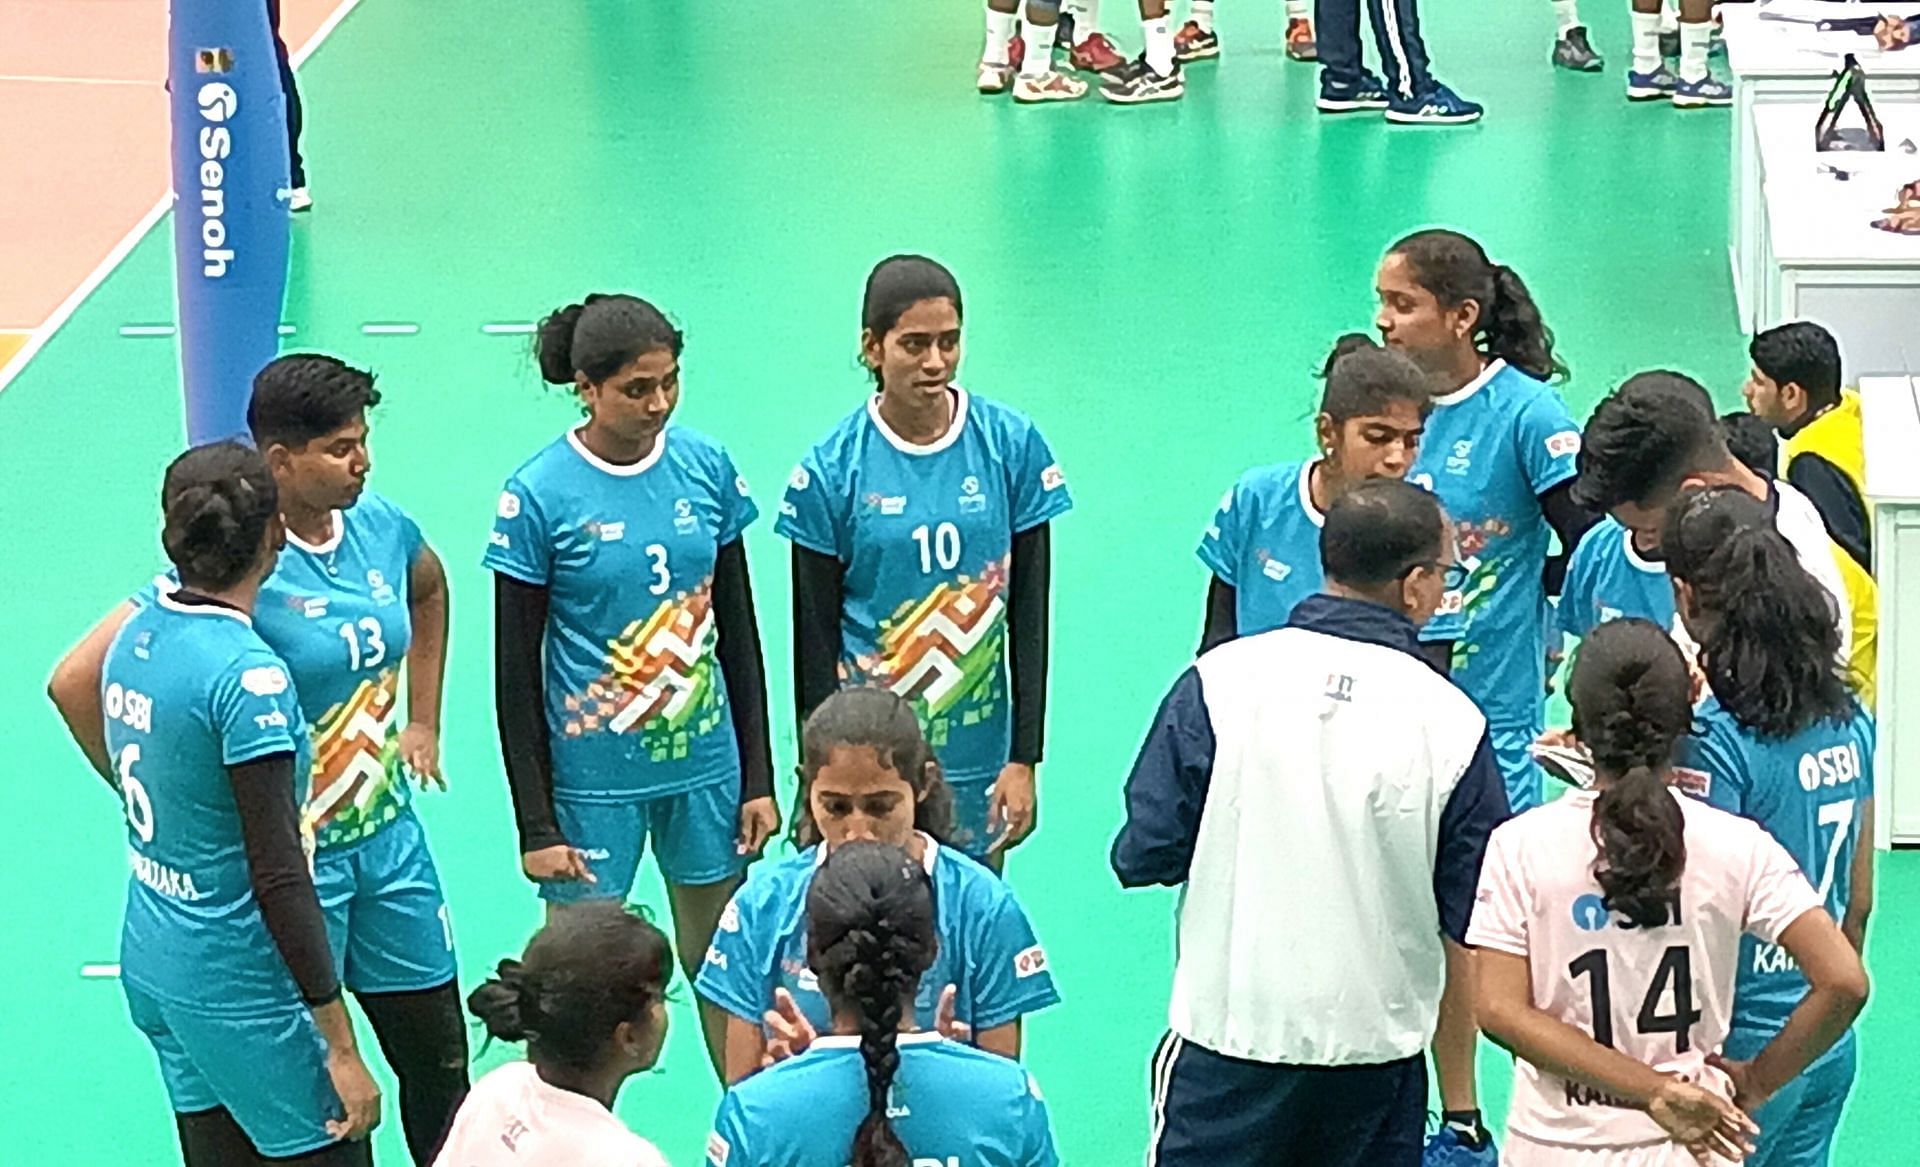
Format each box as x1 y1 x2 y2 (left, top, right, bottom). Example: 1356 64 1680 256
1781 390 1866 500
1835 540 1877 709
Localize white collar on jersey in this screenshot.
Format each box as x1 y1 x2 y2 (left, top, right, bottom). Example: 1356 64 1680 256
1298 458 1326 528
811 1031 945 1051
155 586 253 625
1431 358 1509 408
285 509 344 555
1621 525 1663 574
814 831 941 876
567 424 668 477
867 387 970 457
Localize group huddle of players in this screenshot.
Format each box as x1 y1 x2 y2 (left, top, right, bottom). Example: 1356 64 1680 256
46 228 1878 1167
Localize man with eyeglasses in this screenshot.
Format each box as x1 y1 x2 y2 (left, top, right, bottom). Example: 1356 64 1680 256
1113 479 1511 1167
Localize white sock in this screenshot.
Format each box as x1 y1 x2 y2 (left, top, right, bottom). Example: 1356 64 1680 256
1552 0 1580 34
1631 10 1662 73
1020 20 1058 75
1144 16 1175 73
984 8 1018 65
1191 0 1214 32
1679 19 1711 81
1660 2 1680 35
1285 0 1308 19
1063 0 1100 35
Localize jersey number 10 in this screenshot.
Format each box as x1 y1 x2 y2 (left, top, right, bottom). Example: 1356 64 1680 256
912 523 962 573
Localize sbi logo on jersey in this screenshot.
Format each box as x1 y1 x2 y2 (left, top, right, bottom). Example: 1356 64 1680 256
1571 894 1611 931
196 82 239 278
1798 743 1862 792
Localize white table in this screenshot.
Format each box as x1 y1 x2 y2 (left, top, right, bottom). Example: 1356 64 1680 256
1751 102 1920 374
1725 3 1920 330
1862 376 1920 847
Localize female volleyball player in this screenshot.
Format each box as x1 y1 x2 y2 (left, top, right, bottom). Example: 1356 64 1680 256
708 841 1060 1165
50 357 467 1165
1666 489 1874 1167
1469 619 1868 1166
89 443 381 1164
486 293 777 1077
1375 230 1594 813
780 255 1072 867
436 903 673 1166
978 0 1090 101
1197 334 1431 650
696 688 1062 1083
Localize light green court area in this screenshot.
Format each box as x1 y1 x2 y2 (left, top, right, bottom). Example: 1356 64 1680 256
1 0 1911 1162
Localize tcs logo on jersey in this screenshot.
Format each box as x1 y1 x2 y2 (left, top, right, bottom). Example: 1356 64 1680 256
1799 743 1863 792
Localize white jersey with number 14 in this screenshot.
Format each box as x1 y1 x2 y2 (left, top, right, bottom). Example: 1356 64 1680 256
1467 790 1822 1149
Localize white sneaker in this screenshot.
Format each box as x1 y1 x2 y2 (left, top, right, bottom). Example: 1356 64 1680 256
289 186 313 212
977 61 1015 94
1012 70 1089 103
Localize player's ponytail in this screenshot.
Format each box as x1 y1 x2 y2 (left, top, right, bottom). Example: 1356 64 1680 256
1569 620 1693 928
534 293 684 387
795 688 955 848
1389 230 1568 383
161 441 280 591
1663 487 1850 739
465 902 672 1075
806 842 939 1167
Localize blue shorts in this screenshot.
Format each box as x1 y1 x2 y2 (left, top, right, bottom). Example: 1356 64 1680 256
315 807 456 994
947 776 996 860
1723 1027 1856 1167
543 781 743 903
1491 721 1547 814
126 984 341 1158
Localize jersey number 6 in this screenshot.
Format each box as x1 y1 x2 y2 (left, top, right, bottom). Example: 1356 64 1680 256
118 744 156 843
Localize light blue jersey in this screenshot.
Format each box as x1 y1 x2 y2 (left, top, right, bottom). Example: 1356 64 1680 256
484 425 757 800
1677 697 1874 1037
777 389 1072 785
709 1033 1060 1167
106 592 312 1016
695 836 1060 1036
1197 461 1324 634
1410 359 1581 727
1556 517 1674 645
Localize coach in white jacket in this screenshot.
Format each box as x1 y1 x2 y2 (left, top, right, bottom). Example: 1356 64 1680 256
1114 478 1511 1167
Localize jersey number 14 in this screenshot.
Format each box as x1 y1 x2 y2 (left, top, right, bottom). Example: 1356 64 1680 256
1569 945 1702 1052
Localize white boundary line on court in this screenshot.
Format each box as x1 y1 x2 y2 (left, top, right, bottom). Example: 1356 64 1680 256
0 0 364 398
0 73 158 87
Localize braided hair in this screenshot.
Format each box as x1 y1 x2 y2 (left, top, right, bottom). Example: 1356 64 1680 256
1568 620 1694 928
807 841 938 1167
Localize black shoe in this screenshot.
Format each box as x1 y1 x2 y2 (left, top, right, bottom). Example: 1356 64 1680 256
1553 26 1604 71
1100 55 1184 103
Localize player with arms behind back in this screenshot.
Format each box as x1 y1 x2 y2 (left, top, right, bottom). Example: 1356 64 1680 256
781 256 1073 869
72 443 380 1165
1665 488 1874 1167
1470 619 1868 1165
707 841 1060 1166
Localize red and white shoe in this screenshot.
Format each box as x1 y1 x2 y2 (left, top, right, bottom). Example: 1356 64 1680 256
1013 69 1090 102
1068 31 1127 75
1286 17 1318 61
979 34 1024 94
1174 20 1220 61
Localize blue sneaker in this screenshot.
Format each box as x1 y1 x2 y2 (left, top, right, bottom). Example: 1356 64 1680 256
1626 64 1678 100
1673 73 1733 107
1317 70 1390 112
1423 1126 1499 1167
1385 82 1483 125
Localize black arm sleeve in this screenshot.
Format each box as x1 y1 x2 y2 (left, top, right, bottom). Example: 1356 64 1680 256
1009 523 1052 766
713 540 773 802
1787 454 1872 573
1538 480 1600 598
791 545 845 736
493 573 564 853
1199 578 1238 656
229 753 340 1007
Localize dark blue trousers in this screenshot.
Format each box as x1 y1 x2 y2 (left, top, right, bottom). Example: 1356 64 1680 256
1147 1033 1427 1167
1313 0 1434 101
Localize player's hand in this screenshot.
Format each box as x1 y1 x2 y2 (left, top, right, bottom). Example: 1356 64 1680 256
1544 646 1566 695
987 763 1037 854
1647 1075 1756 1162
934 984 973 1044
522 844 595 884
399 722 445 790
324 1047 382 1141
1706 1053 1764 1113
737 796 781 857
1535 727 1578 750
761 988 816 1067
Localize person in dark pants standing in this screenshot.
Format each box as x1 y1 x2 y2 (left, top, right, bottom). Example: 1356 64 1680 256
1313 0 1481 124
265 0 311 210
